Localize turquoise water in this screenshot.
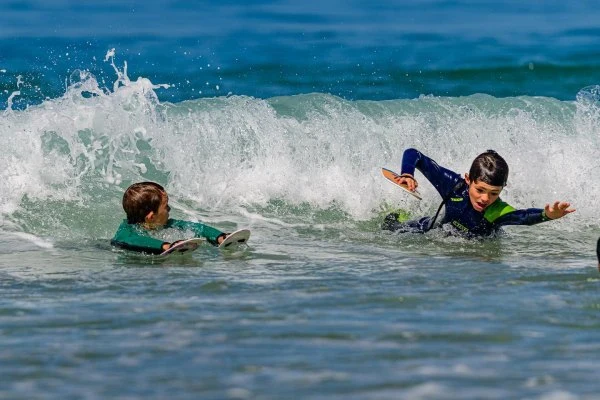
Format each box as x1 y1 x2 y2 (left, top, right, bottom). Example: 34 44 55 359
1 1 600 399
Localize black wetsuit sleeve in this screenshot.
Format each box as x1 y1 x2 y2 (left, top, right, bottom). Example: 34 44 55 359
494 208 547 226
400 148 462 197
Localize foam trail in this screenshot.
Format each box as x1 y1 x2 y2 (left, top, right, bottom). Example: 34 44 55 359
10 232 54 249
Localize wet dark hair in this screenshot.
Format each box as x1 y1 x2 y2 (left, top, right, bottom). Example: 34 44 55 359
122 182 166 224
596 237 600 264
468 150 509 187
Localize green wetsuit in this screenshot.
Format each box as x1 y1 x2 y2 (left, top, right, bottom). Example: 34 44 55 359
111 218 224 255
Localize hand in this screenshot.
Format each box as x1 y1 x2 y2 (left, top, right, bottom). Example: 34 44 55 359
162 240 183 251
394 173 418 192
544 201 575 220
217 233 230 245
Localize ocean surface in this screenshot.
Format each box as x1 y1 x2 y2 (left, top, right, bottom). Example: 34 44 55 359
1 1 600 399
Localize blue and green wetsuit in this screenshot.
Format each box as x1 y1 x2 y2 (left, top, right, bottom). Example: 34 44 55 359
382 148 550 237
111 219 225 254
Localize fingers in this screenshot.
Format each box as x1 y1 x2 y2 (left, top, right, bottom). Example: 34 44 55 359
217 233 228 244
405 178 417 191
545 201 576 219
547 201 559 215
555 201 575 213
393 174 418 191
401 178 415 191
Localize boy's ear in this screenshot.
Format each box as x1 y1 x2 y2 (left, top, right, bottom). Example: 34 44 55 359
144 211 155 223
464 173 471 185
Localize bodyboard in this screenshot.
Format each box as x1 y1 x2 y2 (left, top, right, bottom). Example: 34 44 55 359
219 229 251 249
159 238 205 256
381 167 422 200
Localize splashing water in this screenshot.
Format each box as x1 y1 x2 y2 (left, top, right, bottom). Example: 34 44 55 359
1 54 599 241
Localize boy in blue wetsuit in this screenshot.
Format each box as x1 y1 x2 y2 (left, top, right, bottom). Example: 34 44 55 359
111 182 227 254
382 148 575 238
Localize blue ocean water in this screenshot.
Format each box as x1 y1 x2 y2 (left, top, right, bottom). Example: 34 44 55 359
3 0 600 108
1 1 600 399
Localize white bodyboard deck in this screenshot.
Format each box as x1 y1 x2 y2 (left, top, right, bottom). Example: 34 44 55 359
159 238 205 256
157 229 250 257
219 229 251 249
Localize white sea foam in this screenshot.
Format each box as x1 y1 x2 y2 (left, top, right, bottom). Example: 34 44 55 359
0 57 599 238
10 232 54 249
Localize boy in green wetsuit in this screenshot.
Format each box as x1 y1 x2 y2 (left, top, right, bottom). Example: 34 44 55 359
111 182 227 254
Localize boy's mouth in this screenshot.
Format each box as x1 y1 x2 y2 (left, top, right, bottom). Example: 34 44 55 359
474 202 487 211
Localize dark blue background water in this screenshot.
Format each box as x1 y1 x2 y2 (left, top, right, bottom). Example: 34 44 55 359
2 0 600 109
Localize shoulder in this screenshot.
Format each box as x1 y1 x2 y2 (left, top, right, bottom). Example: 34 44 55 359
449 180 469 200
483 198 516 223
112 220 148 241
121 220 150 233
115 220 134 232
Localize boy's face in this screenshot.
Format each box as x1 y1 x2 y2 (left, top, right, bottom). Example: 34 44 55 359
465 175 503 212
146 192 170 228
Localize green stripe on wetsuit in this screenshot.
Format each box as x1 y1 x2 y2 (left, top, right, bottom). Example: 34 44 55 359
483 200 516 223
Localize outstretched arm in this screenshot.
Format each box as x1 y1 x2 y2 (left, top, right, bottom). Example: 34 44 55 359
494 201 575 227
168 219 227 246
